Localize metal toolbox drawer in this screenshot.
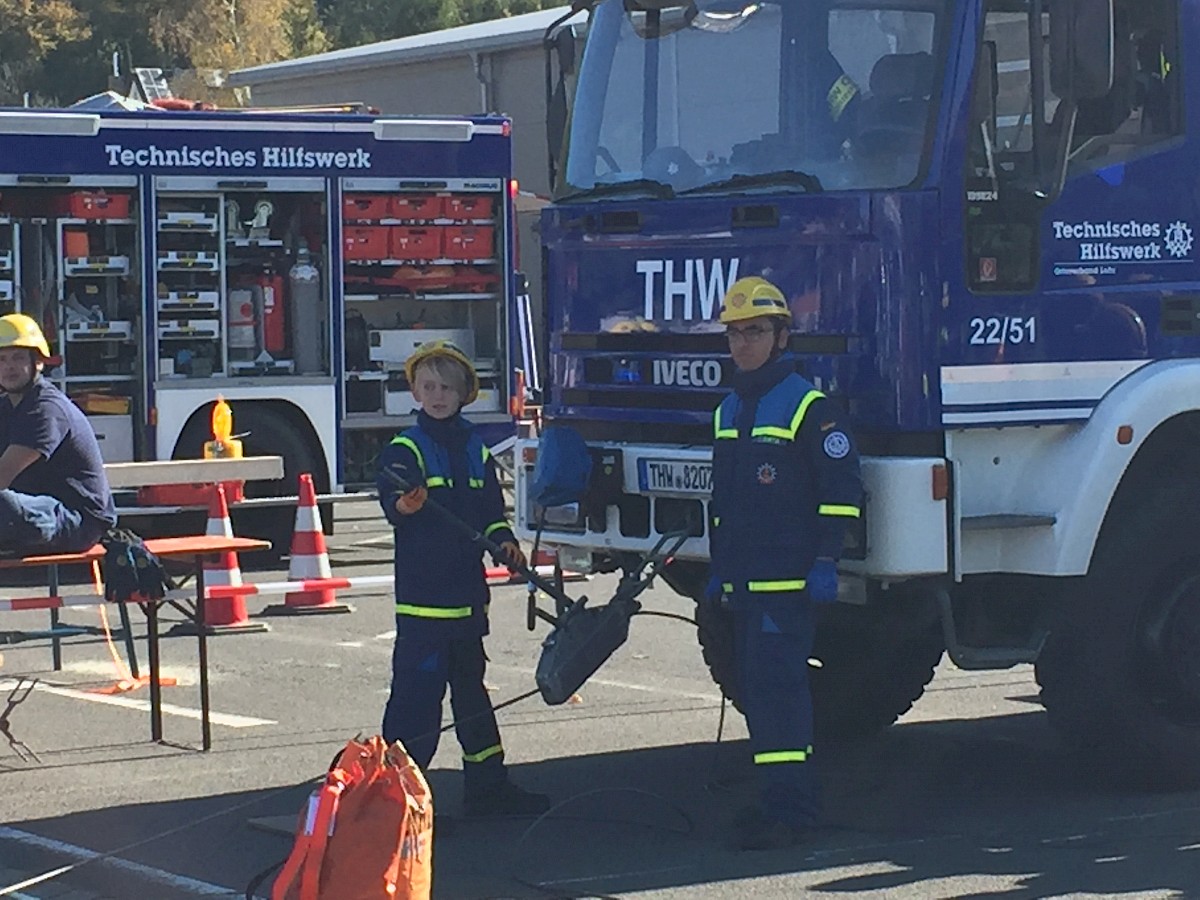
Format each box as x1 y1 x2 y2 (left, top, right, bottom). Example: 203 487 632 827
158 319 220 340
157 290 221 313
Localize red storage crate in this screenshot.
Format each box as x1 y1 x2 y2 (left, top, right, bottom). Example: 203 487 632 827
137 481 245 506
343 226 390 261
390 227 442 261
342 194 391 221
444 195 494 220
390 195 444 220
59 191 131 220
442 225 495 261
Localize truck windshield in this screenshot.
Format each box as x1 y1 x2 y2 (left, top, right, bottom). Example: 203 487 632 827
561 0 947 198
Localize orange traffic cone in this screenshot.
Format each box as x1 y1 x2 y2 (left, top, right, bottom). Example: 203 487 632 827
170 484 268 635
263 473 354 615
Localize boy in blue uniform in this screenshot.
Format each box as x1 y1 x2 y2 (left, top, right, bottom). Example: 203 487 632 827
0 314 115 555
376 340 550 817
709 278 862 851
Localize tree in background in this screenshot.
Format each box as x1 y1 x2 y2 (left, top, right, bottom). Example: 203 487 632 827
318 0 555 53
0 0 91 104
0 0 554 106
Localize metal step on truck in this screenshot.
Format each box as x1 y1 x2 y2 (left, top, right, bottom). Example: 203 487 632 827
0 105 532 555
515 0 1200 785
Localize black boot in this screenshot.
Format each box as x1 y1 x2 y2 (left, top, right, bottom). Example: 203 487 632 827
464 779 551 817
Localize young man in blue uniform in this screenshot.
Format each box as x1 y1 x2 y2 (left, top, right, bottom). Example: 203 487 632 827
376 340 550 817
0 314 115 555
708 277 862 851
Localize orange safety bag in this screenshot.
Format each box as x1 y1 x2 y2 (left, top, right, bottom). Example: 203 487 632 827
272 736 434 900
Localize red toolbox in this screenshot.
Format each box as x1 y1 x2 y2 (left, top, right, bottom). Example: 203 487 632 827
442 225 495 261
137 481 245 506
343 226 390 261
390 227 442 261
444 196 494 220
58 191 131 220
390 195 444 220
342 194 391 221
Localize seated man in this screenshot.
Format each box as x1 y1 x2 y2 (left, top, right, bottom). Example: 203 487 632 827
0 314 116 555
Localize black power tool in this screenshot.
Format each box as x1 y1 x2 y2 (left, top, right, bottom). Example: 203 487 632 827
380 466 688 705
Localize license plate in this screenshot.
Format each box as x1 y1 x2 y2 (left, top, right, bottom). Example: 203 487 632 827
637 458 713 496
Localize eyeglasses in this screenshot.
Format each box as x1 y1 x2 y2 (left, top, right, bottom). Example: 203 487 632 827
725 324 771 343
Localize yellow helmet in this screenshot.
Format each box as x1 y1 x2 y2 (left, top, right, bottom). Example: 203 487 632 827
404 339 479 404
0 313 51 360
718 276 791 325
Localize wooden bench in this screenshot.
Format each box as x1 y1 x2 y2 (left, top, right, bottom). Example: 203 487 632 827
0 456 286 664
2 458 282 749
0 535 271 751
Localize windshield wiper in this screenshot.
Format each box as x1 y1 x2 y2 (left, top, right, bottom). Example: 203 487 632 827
558 178 676 202
678 169 823 196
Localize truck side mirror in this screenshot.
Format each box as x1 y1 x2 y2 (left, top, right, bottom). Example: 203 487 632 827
1050 0 1115 100
971 40 999 145
545 20 580 191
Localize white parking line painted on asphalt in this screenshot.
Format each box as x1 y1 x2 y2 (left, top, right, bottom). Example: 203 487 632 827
352 536 393 548
486 662 723 703
0 680 276 728
0 826 234 896
62 659 197 685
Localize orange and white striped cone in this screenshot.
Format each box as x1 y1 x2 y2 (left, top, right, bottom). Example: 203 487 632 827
263 473 354 616
170 483 268 635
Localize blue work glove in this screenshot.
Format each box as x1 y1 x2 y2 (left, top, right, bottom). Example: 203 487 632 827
806 558 840 604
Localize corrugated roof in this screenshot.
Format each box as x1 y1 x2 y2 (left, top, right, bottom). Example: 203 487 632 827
229 6 574 87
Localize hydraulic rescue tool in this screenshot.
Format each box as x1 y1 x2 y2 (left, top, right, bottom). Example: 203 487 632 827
380 465 690 705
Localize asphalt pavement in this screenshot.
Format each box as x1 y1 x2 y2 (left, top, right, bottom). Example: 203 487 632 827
0 502 1197 899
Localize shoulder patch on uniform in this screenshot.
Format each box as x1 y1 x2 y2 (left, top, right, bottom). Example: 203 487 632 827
823 431 851 459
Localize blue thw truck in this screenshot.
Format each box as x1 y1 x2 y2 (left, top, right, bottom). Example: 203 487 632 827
0 108 523 550
515 0 1200 784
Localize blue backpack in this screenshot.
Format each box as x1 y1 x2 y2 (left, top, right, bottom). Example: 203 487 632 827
530 426 592 507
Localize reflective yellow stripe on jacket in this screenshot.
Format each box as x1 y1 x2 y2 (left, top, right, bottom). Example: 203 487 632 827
818 504 861 518
750 389 823 441
747 579 807 593
754 746 813 764
390 435 489 488
395 603 472 619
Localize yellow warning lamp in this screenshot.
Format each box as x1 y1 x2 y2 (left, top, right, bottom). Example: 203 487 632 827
204 396 243 459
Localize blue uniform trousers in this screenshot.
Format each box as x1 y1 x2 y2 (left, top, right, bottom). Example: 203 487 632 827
0 489 105 555
735 601 820 828
382 631 506 793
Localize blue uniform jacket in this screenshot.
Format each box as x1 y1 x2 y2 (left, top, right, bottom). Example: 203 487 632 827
376 411 515 637
710 355 862 603
0 376 116 530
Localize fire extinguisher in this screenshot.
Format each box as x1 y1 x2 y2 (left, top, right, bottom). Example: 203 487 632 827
258 265 287 357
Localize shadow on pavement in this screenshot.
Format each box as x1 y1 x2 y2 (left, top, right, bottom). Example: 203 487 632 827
7 707 1200 898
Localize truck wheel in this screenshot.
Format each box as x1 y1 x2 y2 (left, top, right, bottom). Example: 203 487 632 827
176 404 327 565
233 406 328 563
1036 479 1200 788
694 595 944 741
